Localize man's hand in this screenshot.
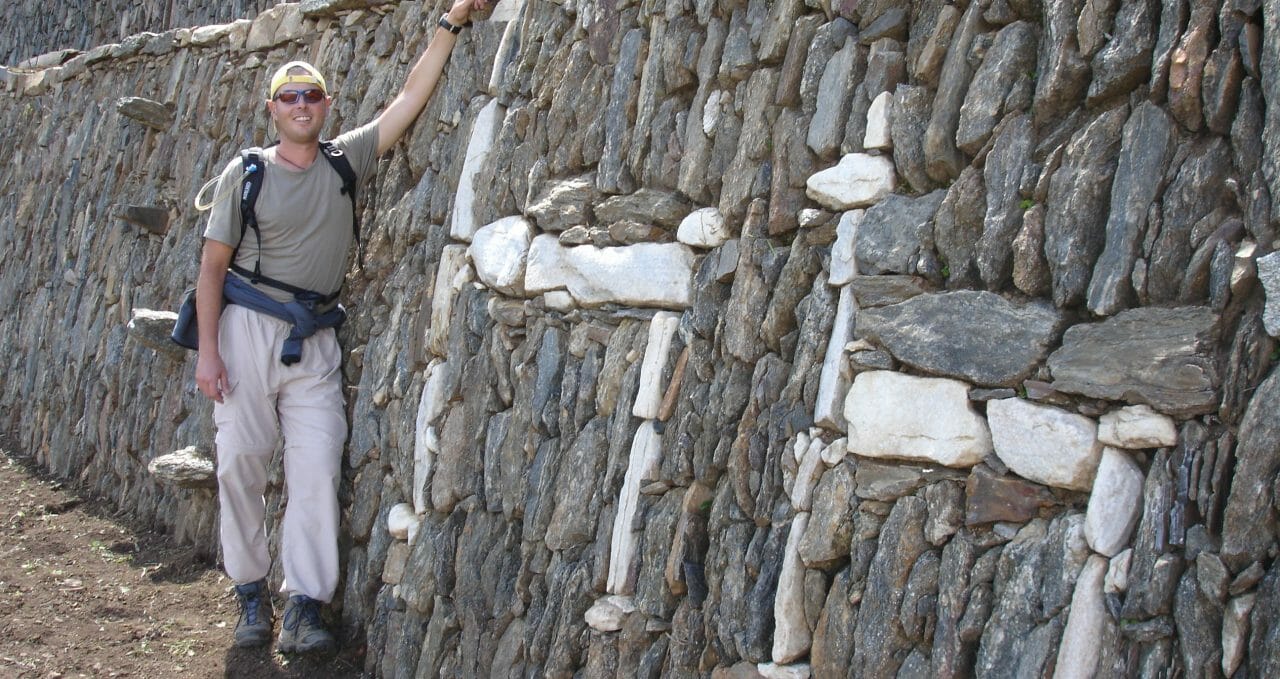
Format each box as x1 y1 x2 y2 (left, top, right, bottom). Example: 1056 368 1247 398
196 352 232 404
447 0 493 26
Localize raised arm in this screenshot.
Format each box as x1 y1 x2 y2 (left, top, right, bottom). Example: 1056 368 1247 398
374 0 491 154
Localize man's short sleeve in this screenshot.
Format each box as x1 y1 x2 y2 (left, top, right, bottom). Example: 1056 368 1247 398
202 156 246 247
330 121 381 185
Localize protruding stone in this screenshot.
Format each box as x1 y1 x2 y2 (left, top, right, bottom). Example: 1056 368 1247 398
607 422 663 593
844 371 992 468
987 398 1102 491
469 216 533 296
677 207 730 248
805 154 896 210
1222 594 1255 677
126 308 184 360
113 204 171 236
147 446 215 489
1097 404 1178 448
829 210 863 286
1084 447 1145 556
855 290 1064 387
526 173 596 231
595 189 691 229
427 246 471 357
1257 251 1280 337
814 287 856 431
115 97 172 130
1047 307 1221 416
964 464 1059 525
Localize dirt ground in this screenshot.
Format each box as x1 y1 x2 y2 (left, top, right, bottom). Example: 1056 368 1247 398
0 437 365 678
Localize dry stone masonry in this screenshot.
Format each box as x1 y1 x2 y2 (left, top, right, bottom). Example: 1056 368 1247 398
3 0 1280 677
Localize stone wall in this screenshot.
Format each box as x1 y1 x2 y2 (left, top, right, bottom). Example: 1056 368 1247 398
1 0 279 66
2 0 1280 677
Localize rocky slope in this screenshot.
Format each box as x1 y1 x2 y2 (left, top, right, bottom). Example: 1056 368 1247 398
2 0 1280 676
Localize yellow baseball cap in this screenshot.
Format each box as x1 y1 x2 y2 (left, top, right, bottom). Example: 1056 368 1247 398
268 61 328 98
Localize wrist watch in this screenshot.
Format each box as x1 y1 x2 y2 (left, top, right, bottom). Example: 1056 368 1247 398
438 15 465 34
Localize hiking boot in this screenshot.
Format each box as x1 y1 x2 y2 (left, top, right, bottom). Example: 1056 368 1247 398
233 579 273 648
277 594 335 654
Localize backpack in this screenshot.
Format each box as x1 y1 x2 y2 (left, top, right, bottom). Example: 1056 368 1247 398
233 139 362 299
170 140 359 351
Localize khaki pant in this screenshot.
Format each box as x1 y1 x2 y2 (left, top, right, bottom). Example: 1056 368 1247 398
212 304 346 602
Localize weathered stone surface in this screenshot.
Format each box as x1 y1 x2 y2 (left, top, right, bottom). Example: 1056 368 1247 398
965 464 1060 526
1147 140 1233 304
1222 594 1254 677
805 153 896 210
1034 0 1091 124
977 115 1033 290
1086 102 1176 315
828 209 862 286
935 164 986 289
863 91 893 150
147 446 215 489
988 398 1103 492
1258 251 1280 337
525 235 695 309
453 99 505 242
1097 404 1177 448
1088 0 1158 104
526 173 596 231
853 460 962 502
846 275 928 308
855 290 1064 387
113 204 170 236
891 84 934 192
854 190 946 279
1043 106 1128 308
1084 447 1145 556
956 22 1036 156
386 503 415 541
923 0 982 182
814 286 855 431
772 513 811 663
1221 365 1280 570
807 37 860 157
844 371 993 468
595 189 691 230
1047 307 1222 416
851 496 929 677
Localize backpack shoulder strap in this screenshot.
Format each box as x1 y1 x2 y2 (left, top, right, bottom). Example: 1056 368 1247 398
319 140 362 266
237 147 266 255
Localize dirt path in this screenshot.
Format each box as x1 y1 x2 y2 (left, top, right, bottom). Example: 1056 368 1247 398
0 439 365 678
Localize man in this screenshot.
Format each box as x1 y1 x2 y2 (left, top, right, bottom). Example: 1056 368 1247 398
194 0 492 654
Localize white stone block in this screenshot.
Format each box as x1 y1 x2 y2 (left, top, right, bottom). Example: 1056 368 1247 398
829 210 864 286
1104 548 1132 594
414 360 453 514
1258 250 1280 337
772 513 812 664
451 98 505 241
470 216 534 296
1097 404 1178 448
790 438 827 511
814 286 857 431
863 90 894 150
677 207 730 248
427 245 471 357
584 594 635 632
1084 447 1145 556
633 312 680 419
607 422 663 594
844 371 992 467
525 235 696 309
805 153 896 210
543 290 576 311
821 437 848 466
1052 555 1108 679
387 503 417 541
757 662 812 679
987 398 1103 491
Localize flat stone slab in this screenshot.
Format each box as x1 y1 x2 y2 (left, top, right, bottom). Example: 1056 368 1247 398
525 235 696 309
470 216 533 296
843 371 992 467
1047 306 1221 416
856 290 1064 387
147 446 215 489
987 398 1103 491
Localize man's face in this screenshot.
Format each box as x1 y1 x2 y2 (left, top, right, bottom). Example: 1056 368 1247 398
267 85 330 144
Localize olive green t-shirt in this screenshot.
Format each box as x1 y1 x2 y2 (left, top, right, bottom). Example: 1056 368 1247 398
203 122 380 304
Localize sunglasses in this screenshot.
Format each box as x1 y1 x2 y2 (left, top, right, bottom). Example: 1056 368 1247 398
274 88 325 105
